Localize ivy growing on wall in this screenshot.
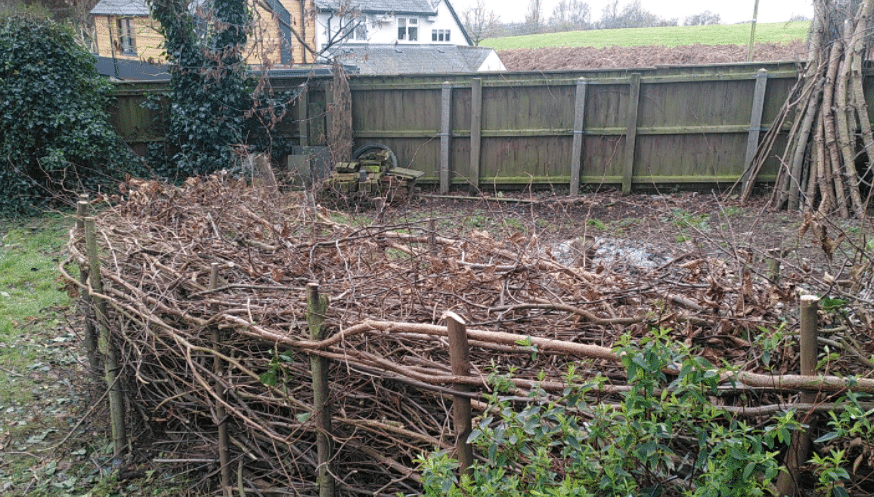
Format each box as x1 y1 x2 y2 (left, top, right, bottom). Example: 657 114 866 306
149 0 294 179
0 14 139 215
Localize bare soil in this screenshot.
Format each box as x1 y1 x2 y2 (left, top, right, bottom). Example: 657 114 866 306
416 188 856 280
499 41 808 71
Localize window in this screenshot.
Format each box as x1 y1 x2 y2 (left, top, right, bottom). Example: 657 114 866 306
347 18 367 41
431 29 450 42
397 17 417 41
354 22 367 40
117 18 136 55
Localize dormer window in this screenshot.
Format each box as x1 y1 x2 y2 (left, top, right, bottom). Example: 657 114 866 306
345 17 367 41
432 29 450 42
397 17 417 41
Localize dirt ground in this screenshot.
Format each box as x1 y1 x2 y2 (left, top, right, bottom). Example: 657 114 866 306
416 188 841 269
498 41 808 71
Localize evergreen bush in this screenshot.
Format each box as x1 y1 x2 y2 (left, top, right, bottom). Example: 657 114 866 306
0 14 138 215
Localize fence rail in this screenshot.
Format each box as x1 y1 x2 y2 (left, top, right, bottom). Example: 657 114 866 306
110 61 852 192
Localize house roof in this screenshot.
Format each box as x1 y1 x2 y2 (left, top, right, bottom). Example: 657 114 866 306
441 0 472 46
316 0 474 46
325 44 502 75
92 56 357 81
93 55 169 81
314 0 438 15
90 0 149 16
459 46 492 69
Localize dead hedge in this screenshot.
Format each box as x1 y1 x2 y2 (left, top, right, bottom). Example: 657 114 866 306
61 175 874 495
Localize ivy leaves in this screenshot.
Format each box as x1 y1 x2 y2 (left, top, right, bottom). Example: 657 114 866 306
0 14 138 215
150 0 255 178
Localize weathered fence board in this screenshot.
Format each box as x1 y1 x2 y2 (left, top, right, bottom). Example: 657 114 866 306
109 61 857 191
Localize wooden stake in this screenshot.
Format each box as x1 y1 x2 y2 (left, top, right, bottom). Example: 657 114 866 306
742 69 768 195
298 83 309 148
428 218 436 255
307 282 334 497
210 263 231 496
622 73 641 195
440 82 452 194
822 41 851 218
444 311 473 476
469 78 483 195
76 199 101 377
776 294 819 497
84 217 126 457
570 78 588 197
849 1 874 206
835 19 865 217
788 76 823 211
766 248 782 282
747 0 760 62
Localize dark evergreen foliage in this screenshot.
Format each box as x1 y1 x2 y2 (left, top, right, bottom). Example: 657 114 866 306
0 14 138 215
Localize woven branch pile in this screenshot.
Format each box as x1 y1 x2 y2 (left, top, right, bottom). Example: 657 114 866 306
62 175 874 495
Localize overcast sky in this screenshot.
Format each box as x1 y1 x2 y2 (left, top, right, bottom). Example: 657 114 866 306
449 0 814 25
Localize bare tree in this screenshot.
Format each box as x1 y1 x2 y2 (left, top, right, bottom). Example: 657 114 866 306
525 0 543 32
462 0 501 46
568 0 592 28
598 0 620 28
684 10 721 26
598 0 677 29
549 0 591 31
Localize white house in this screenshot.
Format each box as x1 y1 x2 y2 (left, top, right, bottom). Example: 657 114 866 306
313 0 506 74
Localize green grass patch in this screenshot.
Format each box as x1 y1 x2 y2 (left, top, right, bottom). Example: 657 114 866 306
0 214 71 403
0 214 191 496
484 21 809 50
586 218 607 230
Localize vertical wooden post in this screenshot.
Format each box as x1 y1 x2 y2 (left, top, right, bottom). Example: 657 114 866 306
570 78 588 197
440 82 453 194
307 282 334 497
747 0 761 62
469 78 483 195
742 69 769 195
84 217 126 457
798 295 819 383
325 84 334 147
298 83 309 148
444 311 473 475
76 198 100 377
622 73 641 195
210 263 231 497
766 247 783 282
776 294 819 497
374 197 386 225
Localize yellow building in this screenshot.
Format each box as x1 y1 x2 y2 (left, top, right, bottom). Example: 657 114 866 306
90 0 318 67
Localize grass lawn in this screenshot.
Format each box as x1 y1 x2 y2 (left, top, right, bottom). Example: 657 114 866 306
0 214 71 404
484 21 809 50
0 213 188 496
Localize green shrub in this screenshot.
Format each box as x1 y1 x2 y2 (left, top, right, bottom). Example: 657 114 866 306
0 14 138 215
418 328 797 496
149 0 295 180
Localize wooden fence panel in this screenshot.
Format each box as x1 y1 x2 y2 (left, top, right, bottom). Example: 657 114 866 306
581 135 626 183
585 82 633 131
109 82 168 156
108 62 862 191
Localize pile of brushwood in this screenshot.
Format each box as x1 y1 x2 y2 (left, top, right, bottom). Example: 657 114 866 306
62 175 874 495
743 0 874 216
